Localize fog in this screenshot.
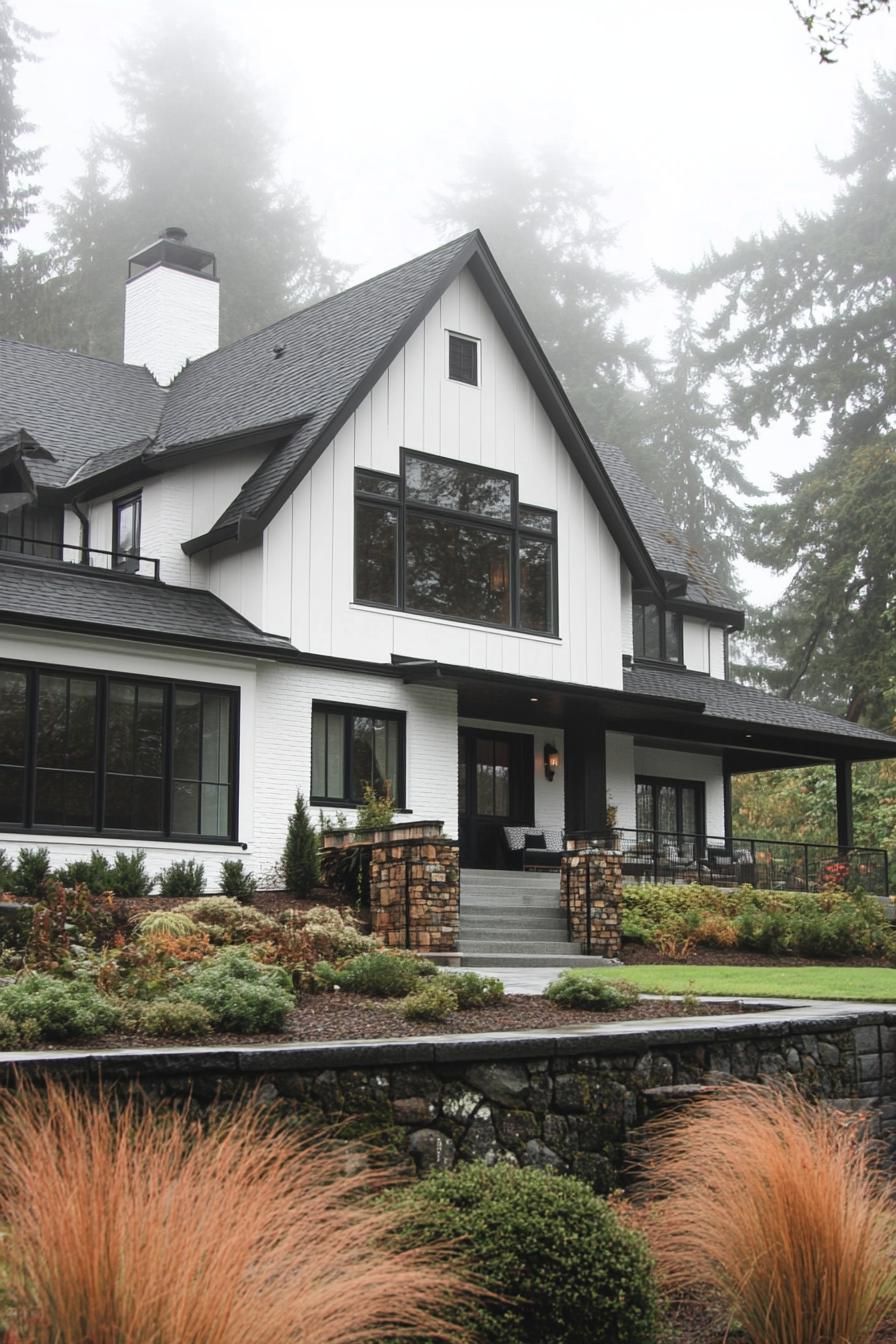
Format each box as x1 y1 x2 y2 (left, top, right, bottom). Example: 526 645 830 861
12 0 896 602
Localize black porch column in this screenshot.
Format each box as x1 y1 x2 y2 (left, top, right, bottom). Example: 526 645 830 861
835 758 854 850
563 722 607 838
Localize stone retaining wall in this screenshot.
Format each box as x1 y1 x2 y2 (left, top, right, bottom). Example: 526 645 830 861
368 838 460 953
7 1005 895 1190
560 848 623 958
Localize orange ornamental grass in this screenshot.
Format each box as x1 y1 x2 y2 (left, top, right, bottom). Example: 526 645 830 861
638 1081 896 1344
0 1082 473 1344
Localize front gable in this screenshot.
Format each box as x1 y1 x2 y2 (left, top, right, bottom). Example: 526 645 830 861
259 263 629 689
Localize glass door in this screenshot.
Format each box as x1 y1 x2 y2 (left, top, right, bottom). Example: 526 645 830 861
458 729 534 868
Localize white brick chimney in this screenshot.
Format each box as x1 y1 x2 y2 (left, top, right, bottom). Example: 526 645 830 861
123 226 220 385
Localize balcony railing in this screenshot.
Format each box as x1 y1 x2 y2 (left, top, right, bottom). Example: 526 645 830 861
0 536 161 581
605 827 890 900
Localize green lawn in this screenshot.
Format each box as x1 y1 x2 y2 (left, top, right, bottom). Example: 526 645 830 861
582 964 896 1002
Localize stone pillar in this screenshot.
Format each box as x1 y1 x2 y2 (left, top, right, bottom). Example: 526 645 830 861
560 848 623 958
369 838 460 954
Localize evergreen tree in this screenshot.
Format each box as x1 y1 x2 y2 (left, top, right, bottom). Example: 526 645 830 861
666 68 896 726
435 146 654 455
0 1 48 340
634 306 755 594
282 793 320 897
45 11 344 360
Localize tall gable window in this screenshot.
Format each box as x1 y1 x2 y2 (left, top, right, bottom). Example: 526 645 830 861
447 332 479 386
0 661 237 841
633 602 683 664
112 493 142 572
354 450 557 635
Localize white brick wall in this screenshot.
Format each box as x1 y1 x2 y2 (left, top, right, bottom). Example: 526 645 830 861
253 664 459 883
123 266 219 386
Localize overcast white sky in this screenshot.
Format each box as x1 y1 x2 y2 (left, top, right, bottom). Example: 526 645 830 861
13 0 896 601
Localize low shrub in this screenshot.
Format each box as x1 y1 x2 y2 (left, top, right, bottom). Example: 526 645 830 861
26 883 118 967
401 979 458 1021
109 850 154 899
158 859 205 900
133 910 200 940
180 895 276 942
138 997 213 1038
13 846 52 900
386 1163 657 1344
299 904 373 959
179 947 295 1031
0 1010 36 1050
218 858 258 905
641 1081 896 1344
356 783 395 829
448 971 505 1008
53 850 112 895
0 1081 473 1344
0 974 120 1041
544 970 641 1011
316 950 423 997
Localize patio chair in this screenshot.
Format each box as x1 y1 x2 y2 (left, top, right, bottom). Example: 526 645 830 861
502 826 565 871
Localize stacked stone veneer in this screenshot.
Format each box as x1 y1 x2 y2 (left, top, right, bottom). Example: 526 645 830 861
560 846 623 958
10 1008 895 1191
369 837 460 953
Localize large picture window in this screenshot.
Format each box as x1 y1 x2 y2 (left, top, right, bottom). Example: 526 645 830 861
354 450 557 635
311 703 404 806
0 661 237 840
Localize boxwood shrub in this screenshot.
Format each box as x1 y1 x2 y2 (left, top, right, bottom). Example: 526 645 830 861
544 970 641 1011
385 1163 657 1344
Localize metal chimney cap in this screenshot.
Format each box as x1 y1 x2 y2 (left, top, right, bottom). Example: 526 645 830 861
161 226 188 244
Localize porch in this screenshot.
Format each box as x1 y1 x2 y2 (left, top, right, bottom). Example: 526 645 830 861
610 827 890 900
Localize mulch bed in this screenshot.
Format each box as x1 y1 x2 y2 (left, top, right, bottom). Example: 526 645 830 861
660 1295 896 1342
22 991 765 1053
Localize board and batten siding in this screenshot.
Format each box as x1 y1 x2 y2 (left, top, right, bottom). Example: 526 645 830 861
682 617 727 679
260 265 624 690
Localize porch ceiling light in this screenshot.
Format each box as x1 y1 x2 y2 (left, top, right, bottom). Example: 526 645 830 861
544 743 560 781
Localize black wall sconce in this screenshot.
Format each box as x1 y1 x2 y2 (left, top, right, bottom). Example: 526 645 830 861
544 743 560 781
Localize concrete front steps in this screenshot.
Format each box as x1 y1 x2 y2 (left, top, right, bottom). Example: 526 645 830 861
454 869 617 968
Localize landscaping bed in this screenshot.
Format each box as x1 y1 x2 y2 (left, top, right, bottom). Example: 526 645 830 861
622 940 895 968
8 988 764 1053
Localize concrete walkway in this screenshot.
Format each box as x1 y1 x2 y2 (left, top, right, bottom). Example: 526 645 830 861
442 965 560 995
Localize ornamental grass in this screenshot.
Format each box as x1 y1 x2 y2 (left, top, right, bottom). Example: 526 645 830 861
639 1081 896 1344
0 1082 471 1344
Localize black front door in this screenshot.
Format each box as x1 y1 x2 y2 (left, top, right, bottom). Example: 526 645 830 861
458 728 534 868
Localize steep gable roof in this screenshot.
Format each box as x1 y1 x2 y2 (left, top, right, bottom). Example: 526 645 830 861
176 233 664 597
594 439 742 617
0 340 167 490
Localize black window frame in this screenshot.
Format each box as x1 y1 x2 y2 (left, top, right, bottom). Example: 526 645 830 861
447 331 479 387
632 600 684 665
310 701 406 808
635 775 706 840
353 448 559 637
0 658 239 843
112 492 142 573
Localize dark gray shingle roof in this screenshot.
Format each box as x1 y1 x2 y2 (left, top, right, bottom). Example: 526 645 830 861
0 558 298 660
624 664 896 746
0 340 167 490
594 440 740 612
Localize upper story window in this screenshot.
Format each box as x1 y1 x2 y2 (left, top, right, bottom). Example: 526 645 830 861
447 332 479 387
633 601 683 664
0 661 237 841
354 450 557 635
112 493 142 572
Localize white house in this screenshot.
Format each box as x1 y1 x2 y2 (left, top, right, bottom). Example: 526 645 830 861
1 226 893 894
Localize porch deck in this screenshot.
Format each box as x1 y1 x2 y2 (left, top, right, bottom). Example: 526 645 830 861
610 828 890 900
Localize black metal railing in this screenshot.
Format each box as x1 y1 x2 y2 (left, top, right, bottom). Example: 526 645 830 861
0 535 161 581
606 828 890 900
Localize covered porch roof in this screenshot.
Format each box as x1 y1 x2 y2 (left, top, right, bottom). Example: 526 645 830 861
393 656 896 771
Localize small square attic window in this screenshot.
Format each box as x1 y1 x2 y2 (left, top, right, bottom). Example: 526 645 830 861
448 332 479 386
